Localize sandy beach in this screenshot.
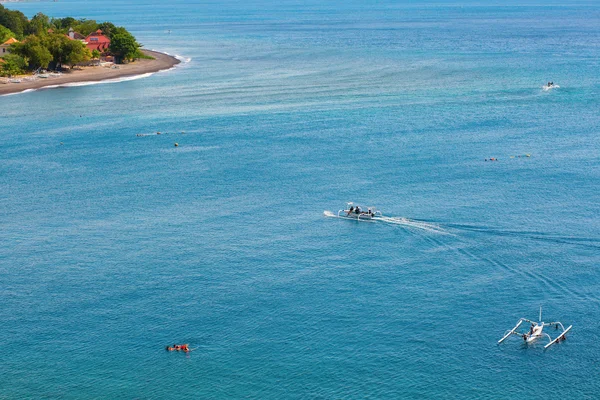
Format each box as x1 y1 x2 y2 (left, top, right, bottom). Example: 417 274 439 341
0 50 180 95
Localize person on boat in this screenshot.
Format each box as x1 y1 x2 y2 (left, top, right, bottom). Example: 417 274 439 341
529 324 534 335
355 206 361 214
166 344 190 352
347 206 354 216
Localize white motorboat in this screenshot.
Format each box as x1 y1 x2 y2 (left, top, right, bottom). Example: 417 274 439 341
542 82 559 91
337 202 382 220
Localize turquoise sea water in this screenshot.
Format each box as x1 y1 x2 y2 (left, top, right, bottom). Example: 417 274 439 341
2 1 600 398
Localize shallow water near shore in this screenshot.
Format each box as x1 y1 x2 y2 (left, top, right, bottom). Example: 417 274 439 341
1 0 600 398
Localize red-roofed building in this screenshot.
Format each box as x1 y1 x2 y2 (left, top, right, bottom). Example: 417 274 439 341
0 38 18 57
68 28 87 42
85 29 110 53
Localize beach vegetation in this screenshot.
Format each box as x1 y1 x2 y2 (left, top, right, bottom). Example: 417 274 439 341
0 5 28 38
109 30 140 63
97 22 117 39
70 19 100 37
10 35 52 69
50 16 77 31
134 50 155 60
0 53 26 77
41 33 90 69
25 13 51 36
0 24 15 43
62 39 91 68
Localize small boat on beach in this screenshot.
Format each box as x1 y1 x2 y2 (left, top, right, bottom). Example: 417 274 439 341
9 78 22 83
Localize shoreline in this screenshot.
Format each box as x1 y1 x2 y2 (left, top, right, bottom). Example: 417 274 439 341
0 50 181 96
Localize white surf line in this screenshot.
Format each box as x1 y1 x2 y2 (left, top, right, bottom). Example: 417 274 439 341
150 50 192 72
0 72 157 97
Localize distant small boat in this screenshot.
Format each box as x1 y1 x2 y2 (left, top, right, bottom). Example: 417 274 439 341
38 74 49 78
9 79 22 83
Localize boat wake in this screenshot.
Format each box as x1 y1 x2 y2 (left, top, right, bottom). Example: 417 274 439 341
374 216 449 234
323 211 449 234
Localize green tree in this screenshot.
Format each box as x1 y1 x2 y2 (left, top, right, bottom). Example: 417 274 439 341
51 16 76 30
0 5 29 38
10 35 52 69
91 49 101 59
109 31 139 63
97 22 116 38
64 39 90 67
41 33 90 69
71 19 98 36
0 24 16 43
0 53 27 76
42 33 69 68
26 12 51 36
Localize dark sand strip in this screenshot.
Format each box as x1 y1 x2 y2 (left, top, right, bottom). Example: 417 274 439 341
0 50 180 96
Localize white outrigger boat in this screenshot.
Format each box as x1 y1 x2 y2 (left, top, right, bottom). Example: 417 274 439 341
498 307 572 349
337 202 382 221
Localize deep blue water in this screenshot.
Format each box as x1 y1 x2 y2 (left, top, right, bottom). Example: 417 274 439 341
2 1 599 398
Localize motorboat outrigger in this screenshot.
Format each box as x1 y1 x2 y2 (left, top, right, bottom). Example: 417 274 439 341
498 307 572 349
337 202 382 220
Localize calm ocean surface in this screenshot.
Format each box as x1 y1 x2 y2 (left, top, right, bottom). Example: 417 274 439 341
1 0 599 398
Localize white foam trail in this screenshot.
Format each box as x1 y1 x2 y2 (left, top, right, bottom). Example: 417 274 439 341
374 216 449 234
324 211 447 233
542 84 560 91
